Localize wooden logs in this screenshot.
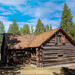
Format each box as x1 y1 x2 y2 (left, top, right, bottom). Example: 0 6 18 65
36 48 40 67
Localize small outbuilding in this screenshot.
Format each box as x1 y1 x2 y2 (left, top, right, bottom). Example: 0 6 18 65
1 27 75 68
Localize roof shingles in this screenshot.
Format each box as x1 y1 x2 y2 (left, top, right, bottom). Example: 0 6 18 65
4 27 75 49
5 34 35 49
29 27 60 47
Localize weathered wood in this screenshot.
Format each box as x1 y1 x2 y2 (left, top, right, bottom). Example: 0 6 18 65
41 31 75 67
43 51 75 54
7 50 31 64
61 35 65 44
43 57 75 62
36 48 40 67
55 35 57 44
43 48 75 50
31 61 37 65
1 30 75 68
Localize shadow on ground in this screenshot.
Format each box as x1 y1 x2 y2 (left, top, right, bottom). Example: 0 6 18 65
0 61 24 75
53 67 75 75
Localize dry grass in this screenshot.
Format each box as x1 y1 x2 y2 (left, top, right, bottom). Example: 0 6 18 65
0 64 75 75
17 64 75 75
17 65 61 75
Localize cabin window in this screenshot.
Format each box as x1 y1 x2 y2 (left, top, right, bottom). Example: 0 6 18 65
57 36 61 44
55 35 66 44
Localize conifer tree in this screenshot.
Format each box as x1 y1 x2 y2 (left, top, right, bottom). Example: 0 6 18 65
45 24 49 31
8 18 20 34
20 28 22 34
72 25 75 40
50 24 52 30
20 23 30 34
8 24 13 33
0 21 5 51
35 19 44 35
60 3 74 40
0 21 5 34
44 26 46 32
70 24 75 41
31 26 34 34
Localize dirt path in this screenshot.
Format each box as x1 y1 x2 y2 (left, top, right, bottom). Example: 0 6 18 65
16 65 61 75
19 69 60 75
17 64 75 75
1 64 75 75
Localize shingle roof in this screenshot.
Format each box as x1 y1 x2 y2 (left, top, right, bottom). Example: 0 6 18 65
29 27 60 47
5 34 35 49
4 27 75 49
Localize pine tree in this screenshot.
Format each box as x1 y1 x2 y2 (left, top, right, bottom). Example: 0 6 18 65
20 27 23 34
73 25 75 41
0 21 5 51
70 24 75 41
35 19 45 35
50 24 52 30
31 26 34 34
8 18 20 34
21 23 30 34
44 26 46 32
45 24 49 31
0 21 5 34
8 24 13 33
60 3 74 40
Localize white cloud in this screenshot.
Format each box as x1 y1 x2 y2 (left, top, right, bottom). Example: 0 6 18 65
0 0 27 13
0 16 8 21
41 18 60 29
17 22 25 28
1 12 12 15
22 1 64 20
17 21 36 32
0 16 12 32
0 0 26 6
0 7 5 11
35 8 42 18
1 0 75 32
66 0 75 22
0 0 63 18
22 18 60 30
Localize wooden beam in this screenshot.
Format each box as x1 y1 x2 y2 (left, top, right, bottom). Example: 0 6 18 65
36 48 40 67
41 45 43 48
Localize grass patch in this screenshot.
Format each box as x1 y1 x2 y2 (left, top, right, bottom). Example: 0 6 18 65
47 67 61 70
22 65 61 70
25 65 36 69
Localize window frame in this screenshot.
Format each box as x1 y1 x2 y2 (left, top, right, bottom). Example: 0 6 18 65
57 35 61 44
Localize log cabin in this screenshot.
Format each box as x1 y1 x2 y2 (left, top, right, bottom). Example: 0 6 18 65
1 27 75 68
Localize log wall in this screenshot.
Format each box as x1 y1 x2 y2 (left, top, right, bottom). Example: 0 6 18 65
30 48 43 67
7 49 31 65
31 48 37 66
41 31 75 67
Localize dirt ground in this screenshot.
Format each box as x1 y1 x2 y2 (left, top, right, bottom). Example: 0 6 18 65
13 65 61 75
17 65 61 75
0 64 75 75
9 64 75 75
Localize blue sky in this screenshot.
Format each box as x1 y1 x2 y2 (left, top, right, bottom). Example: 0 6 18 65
0 0 75 32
